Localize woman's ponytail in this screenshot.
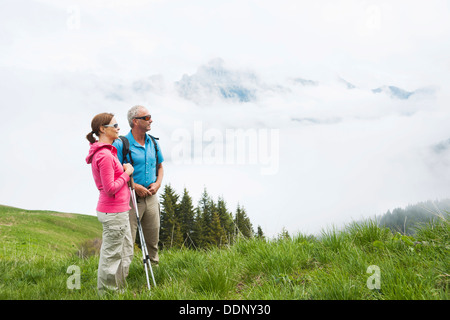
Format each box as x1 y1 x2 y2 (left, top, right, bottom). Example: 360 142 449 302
86 131 97 144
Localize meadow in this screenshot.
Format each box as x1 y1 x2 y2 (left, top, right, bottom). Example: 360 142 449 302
0 205 448 300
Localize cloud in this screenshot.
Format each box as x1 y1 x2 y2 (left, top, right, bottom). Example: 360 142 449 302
3 54 449 238
1 1 450 237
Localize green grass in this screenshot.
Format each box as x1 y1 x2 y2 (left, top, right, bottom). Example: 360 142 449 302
0 205 448 300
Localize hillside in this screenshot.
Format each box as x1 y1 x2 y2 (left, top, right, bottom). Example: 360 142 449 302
0 204 448 301
376 199 450 235
0 205 102 260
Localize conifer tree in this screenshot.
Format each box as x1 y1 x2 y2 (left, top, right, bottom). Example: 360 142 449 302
191 207 203 248
217 196 234 244
159 184 183 248
234 204 253 239
194 188 227 247
178 188 196 248
209 210 227 247
193 188 211 248
203 198 217 247
256 225 265 240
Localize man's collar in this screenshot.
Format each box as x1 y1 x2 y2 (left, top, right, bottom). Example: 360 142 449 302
127 130 150 146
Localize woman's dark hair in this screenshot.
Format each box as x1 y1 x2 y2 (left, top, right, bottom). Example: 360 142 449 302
86 113 114 144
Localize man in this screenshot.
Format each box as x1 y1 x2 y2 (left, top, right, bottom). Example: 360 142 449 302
113 105 164 265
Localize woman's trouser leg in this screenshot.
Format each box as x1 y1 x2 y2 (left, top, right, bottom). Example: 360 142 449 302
97 211 133 292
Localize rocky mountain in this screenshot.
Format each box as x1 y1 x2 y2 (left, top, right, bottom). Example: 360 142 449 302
372 85 415 100
103 58 435 105
174 58 261 103
173 59 431 104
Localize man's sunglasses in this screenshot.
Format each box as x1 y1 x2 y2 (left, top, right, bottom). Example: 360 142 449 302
103 123 119 128
134 115 151 121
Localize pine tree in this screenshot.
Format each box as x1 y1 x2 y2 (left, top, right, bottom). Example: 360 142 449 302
209 211 227 247
256 225 265 240
178 188 196 248
203 198 218 247
217 196 234 245
194 188 228 248
193 188 211 248
191 207 203 248
159 184 183 249
234 204 253 239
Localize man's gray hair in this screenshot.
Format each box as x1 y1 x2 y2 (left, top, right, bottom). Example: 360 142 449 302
127 105 145 128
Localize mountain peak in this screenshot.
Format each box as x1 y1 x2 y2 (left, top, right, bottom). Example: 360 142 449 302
175 58 260 103
372 85 415 100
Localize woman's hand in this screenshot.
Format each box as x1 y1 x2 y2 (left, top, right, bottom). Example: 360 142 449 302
123 163 134 176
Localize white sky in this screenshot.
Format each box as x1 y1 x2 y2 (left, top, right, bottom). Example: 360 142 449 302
1 0 450 237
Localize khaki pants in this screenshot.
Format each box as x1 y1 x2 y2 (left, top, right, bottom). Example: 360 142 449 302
128 194 160 264
97 211 134 292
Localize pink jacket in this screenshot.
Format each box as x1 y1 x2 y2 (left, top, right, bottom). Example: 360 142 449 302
86 142 131 213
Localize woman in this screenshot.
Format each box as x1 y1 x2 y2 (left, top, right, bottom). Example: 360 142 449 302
85 112 134 293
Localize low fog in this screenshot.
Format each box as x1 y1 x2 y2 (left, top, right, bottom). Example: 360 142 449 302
1 59 449 237
1 0 449 237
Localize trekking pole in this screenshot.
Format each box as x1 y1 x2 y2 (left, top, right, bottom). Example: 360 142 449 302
128 176 156 290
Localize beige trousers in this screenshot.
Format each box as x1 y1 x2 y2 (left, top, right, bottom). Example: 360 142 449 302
128 194 160 264
96 211 134 292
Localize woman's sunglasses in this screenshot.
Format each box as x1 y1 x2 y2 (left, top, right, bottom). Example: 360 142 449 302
103 123 119 128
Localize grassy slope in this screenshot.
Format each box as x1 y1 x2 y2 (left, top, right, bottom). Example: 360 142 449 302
0 205 101 259
0 205 448 300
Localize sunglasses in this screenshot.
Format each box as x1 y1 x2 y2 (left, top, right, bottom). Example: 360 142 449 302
103 123 119 128
134 115 151 121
